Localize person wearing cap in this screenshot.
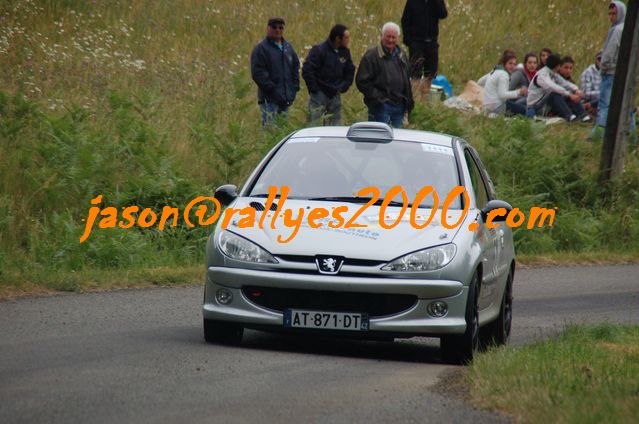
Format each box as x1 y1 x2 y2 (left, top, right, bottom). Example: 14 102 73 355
579 52 602 112
355 22 414 128
250 17 300 125
302 24 355 126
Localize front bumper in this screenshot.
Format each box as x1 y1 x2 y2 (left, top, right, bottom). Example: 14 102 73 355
203 266 469 336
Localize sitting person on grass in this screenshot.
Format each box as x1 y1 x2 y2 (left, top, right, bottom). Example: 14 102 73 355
510 52 537 90
483 51 527 116
558 56 577 83
509 52 537 108
477 48 516 87
527 54 590 122
537 47 552 70
580 51 602 113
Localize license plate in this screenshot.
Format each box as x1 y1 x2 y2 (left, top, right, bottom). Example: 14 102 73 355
283 309 369 331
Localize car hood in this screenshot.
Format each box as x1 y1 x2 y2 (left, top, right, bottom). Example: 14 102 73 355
222 199 466 261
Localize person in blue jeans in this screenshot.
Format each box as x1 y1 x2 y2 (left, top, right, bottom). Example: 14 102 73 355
250 17 300 126
356 22 414 128
367 102 406 128
594 1 636 141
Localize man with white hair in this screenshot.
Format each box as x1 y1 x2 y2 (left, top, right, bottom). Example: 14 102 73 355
355 22 414 128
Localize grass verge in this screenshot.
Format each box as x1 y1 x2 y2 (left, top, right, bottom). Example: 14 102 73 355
467 324 639 423
1 252 637 301
0 265 203 300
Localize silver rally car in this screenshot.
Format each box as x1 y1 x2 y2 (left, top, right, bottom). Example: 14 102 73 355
203 122 515 363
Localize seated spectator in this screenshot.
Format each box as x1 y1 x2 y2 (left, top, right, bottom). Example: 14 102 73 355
510 52 537 90
477 48 516 87
580 51 602 112
483 51 527 115
558 56 576 83
527 54 591 122
509 52 537 108
537 47 552 70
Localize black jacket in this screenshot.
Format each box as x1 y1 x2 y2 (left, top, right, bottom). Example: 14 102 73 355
401 0 448 45
302 40 355 98
250 37 300 106
355 44 414 114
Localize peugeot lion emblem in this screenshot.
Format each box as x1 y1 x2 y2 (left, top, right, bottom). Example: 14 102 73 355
315 255 345 275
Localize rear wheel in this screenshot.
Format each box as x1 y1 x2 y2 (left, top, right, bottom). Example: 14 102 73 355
480 269 513 348
203 318 243 345
440 271 480 364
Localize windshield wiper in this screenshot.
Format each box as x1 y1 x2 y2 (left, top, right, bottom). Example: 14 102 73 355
308 196 408 207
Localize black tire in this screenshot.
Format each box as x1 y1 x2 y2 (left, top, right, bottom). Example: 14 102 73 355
440 271 480 365
480 269 513 349
203 318 243 345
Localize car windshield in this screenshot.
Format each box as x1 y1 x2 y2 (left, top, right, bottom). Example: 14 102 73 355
248 136 462 209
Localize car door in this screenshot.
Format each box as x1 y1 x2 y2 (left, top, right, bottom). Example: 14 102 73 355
474 152 512 293
462 148 498 311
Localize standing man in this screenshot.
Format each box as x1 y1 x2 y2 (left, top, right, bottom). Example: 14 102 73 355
302 24 355 126
250 17 300 126
594 1 627 134
355 22 414 128
401 0 448 100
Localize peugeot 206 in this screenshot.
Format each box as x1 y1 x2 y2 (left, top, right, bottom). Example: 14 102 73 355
203 122 515 363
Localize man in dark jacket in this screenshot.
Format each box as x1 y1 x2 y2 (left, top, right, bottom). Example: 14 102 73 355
302 24 355 126
401 0 448 100
356 22 414 128
250 17 300 125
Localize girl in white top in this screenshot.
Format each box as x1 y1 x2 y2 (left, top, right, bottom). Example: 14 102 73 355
483 51 527 115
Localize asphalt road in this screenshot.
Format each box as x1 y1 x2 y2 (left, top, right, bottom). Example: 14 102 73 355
1 265 637 423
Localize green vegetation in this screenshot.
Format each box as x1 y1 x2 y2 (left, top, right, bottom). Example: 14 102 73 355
467 324 639 423
1 0 638 295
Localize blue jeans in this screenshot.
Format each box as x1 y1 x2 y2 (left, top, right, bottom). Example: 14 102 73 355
596 74 613 127
368 102 405 128
308 91 341 126
506 99 527 116
594 74 636 135
260 101 289 126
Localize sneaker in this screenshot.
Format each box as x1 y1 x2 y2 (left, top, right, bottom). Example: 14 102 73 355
569 114 577 122
581 115 592 123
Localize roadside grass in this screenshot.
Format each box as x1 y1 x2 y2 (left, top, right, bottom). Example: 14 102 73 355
467 324 639 423
0 265 203 300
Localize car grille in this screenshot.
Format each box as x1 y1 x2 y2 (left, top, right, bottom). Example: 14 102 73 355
242 286 418 318
276 255 385 267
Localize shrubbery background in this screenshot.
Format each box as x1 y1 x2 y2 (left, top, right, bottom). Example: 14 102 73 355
1 0 637 290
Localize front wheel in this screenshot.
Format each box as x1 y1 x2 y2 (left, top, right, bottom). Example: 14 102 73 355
440 271 480 364
480 269 513 348
203 318 243 345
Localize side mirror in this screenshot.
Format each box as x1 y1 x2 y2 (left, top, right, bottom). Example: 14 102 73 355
214 184 238 206
481 199 513 223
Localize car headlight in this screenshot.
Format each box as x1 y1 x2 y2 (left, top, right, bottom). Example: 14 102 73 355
218 231 278 264
382 244 457 272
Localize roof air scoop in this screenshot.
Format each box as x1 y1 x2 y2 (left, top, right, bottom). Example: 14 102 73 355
346 122 394 143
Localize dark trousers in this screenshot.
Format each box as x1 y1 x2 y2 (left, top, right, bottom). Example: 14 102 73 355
408 40 439 79
506 100 527 116
529 93 587 120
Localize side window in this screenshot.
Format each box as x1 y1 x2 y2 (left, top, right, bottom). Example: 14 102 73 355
463 149 490 209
